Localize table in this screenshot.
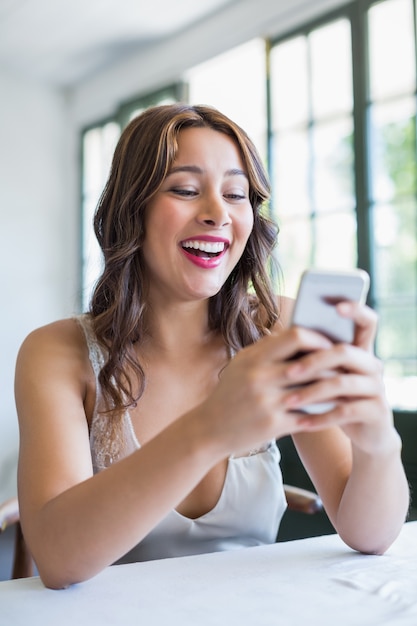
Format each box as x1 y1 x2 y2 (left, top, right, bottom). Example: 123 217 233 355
1 522 416 625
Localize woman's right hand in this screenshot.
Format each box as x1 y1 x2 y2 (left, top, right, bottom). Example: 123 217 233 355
197 326 334 458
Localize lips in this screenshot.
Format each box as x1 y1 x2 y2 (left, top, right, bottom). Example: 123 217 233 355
182 240 226 256
180 236 230 268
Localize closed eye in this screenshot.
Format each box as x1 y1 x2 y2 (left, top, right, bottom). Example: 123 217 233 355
224 193 246 200
171 188 198 197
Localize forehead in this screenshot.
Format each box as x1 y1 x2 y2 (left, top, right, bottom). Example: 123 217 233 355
173 127 246 169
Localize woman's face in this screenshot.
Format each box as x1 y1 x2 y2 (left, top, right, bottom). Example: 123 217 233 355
142 127 254 305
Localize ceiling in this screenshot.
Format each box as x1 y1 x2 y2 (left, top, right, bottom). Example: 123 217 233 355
0 0 236 86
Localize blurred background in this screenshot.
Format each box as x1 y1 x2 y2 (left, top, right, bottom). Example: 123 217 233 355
0 0 415 529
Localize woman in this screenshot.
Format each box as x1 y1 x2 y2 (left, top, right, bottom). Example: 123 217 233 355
15 103 409 589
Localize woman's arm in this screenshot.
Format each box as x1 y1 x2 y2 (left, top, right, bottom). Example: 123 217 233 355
15 321 224 588
289 302 410 554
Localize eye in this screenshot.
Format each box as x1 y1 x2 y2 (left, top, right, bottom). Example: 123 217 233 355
171 188 198 197
223 189 248 201
224 193 246 200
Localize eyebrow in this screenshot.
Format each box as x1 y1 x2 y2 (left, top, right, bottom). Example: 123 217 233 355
167 165 248 179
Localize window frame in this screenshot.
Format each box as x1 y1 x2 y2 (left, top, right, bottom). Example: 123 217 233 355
79 113 121 312
267 0 416 419
117 82 188 128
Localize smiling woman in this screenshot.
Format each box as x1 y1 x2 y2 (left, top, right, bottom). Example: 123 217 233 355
142 126 254 299
14 103 409 589
91 105 276 413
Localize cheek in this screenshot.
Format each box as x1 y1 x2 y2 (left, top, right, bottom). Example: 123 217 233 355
237 207 255 243
229 214 254 266
144 202 182 244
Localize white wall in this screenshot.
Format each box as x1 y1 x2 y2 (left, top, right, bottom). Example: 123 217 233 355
0 0 350 502
0 69 78 501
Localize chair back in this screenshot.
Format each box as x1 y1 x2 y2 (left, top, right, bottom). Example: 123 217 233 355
0 497 33 579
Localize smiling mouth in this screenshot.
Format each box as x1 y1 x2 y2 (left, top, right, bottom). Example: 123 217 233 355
181 240 227 258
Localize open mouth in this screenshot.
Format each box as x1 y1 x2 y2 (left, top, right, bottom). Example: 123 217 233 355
181 240 227 258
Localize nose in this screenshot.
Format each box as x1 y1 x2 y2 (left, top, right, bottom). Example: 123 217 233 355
197 192 231 228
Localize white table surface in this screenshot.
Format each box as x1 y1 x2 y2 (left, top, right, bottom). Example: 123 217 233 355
1 521 416 626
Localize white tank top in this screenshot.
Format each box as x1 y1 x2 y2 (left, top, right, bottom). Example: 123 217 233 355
76 314 287 563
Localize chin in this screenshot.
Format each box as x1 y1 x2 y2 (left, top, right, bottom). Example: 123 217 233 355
185 282 224 301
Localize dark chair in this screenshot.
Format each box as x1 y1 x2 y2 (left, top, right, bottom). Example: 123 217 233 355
283 484 322 514
0 497 33 579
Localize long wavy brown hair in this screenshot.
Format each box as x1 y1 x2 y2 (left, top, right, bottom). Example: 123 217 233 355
90 103 280 416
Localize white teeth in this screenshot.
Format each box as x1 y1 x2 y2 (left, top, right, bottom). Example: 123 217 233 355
182 240 226 253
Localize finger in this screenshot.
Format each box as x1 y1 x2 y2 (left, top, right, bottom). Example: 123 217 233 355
252 326 333 365
289 397 378 432
283 372 382 412
285 343 382 383
336 302 378 350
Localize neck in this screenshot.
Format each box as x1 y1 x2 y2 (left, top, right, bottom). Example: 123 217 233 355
142 299 216 354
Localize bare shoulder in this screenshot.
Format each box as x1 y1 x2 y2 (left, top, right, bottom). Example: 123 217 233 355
16 318 96 515
18 317 86 356
16 317 91 392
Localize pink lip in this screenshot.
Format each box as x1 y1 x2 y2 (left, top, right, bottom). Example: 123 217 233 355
181 248 227 269
179 235 230 269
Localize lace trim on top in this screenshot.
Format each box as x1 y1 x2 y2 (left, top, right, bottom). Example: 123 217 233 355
75 314 135 472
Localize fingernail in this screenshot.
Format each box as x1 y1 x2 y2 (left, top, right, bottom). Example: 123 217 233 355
337 302 351 315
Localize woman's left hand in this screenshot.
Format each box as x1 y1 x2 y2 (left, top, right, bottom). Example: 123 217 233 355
283 302 397 455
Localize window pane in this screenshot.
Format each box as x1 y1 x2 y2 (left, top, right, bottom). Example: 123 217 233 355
313 118 355 212
121 89 179 126
314 212 357 268
270 16 355 301
379 305 417 363
373 198 417 299
378 305 417 411
83 129 103 194
310 19 353 118
368 0 415 99
270 36 309 129
273 129 310 218
82 122 120 310
187 39 267 156
372 197 417 409
276 219 313 297
369 97 416 202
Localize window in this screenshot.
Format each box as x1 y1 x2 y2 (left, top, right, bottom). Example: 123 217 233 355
269 0 416 411
80 85 182 310
367 0 417 409
186 39 267 159
269 18 356 296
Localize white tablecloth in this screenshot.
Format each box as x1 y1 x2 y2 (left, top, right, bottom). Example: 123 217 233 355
1 522 416 625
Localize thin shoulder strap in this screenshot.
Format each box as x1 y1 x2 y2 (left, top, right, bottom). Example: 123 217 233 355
74 314 106 380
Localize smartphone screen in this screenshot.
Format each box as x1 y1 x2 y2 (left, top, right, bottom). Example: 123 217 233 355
291 269 370 344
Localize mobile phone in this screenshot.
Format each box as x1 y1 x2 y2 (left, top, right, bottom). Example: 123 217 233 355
289 268 370 414
291 268 370 343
